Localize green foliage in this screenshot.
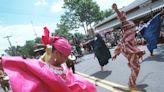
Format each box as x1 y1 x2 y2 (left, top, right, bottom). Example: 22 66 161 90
5 40 35 57
35 37 41 43
5 47 13 56
21 40 35 57
60 12 80 30
100 9 114 20
62 0 114 32
63 0 102 31
74 32 86 40
53 12 78 40
54 22 73 40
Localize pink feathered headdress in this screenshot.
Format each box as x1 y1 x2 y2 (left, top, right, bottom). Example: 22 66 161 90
41 27 71 57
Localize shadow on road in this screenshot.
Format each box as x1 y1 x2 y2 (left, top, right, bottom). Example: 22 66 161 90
141 45 164 63
90 70 112 79
113 84 148 92
141 54 164 63
138 72 154 84
136 84 148 92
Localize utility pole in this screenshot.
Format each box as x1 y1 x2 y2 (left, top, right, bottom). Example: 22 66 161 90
4 35 14 56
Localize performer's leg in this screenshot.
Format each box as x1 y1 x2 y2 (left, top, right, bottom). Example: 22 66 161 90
150 50 154 56
128 54 140 89
7 82 10 90
101 66 104 71
1 81 7 92
72 64 75 74
148 45 154 56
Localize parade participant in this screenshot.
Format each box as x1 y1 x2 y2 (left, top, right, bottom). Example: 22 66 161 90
160 8 164 43
0 58 10 92
135 21 146 45
161 9 164 33
38 27 54 62
112 3 145 90
39 44 52 61
139 9 164 56
36 27 77 74
34 47 45 59
138 20 147 32
34 27 60 62
72 35 82 57
1 36 97 92
66 53 76 73
83 32 111 71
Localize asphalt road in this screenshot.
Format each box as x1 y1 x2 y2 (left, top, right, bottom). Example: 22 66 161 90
75 44 164 92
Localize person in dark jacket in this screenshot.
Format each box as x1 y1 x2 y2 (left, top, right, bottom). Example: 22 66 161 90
83 32 111 71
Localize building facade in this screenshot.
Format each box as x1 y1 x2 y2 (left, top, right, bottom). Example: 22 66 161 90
94 0 164 33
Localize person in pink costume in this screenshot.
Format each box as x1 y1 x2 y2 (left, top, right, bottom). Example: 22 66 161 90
1 36 97 92
112 3 145 90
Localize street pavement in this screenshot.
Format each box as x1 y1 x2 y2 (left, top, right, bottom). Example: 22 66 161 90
75 44 164 92
0 44 163 92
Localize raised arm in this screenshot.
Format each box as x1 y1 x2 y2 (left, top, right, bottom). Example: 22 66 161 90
112 3 121 16
82 40 92 46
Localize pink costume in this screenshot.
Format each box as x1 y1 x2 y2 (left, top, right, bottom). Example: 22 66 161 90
1 56 96 92
1 32 97 92
112 4 145 88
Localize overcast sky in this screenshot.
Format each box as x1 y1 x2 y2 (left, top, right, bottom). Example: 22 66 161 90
0 0 135 55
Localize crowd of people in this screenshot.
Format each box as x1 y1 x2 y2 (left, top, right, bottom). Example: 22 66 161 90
104 30 122 48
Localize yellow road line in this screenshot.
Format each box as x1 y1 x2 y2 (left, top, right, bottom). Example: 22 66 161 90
86 78 122 92
77 72 141 92
77 72 128 89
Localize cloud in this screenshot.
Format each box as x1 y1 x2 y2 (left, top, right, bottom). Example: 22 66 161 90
34 0 48 6
50 1 64 13
0 24 55 55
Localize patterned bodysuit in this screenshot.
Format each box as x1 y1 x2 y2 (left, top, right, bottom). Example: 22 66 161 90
112 3 145 88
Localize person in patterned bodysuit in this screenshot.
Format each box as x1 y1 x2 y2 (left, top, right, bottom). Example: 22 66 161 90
112 3 145 89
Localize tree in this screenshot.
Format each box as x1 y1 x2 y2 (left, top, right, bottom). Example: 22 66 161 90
5 40 35 58
60 12 80 31
54 21 73 40
100 9 114 20
74 32 86 40
21 40 35 57
63 0 102 33
35 37 41 43
5 46 21 56
5 47 13 56
53 11 76 40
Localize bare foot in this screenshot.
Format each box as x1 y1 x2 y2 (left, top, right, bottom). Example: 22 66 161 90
101 67 104 71
150 54 155 57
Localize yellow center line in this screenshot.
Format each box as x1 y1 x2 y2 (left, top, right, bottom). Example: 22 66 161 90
86 78 123 92
76 72 140 92
77 72 128 88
